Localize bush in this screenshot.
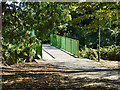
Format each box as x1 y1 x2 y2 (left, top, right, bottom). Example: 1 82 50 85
101 46 120 61
80 45 120 61
2 33 42 65
80 46 98 60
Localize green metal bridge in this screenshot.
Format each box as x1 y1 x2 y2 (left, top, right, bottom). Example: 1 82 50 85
50 34 79 57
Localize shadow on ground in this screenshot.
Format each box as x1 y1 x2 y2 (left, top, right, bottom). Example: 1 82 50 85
2 62 120 90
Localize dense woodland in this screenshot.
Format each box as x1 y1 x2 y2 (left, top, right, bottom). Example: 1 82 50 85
1 2 120 65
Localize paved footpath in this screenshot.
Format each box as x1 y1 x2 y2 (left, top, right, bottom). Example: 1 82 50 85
36 44 119 80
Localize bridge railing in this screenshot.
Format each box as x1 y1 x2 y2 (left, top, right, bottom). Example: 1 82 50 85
50 34 79 57
35 39 42 59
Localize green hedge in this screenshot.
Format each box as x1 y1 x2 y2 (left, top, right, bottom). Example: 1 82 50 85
80 46 120 61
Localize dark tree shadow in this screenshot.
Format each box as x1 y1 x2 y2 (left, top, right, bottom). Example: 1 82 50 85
2 62 120 90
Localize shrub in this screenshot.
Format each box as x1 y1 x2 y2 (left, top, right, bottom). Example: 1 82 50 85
80 46 98 60
101 46 120 61
2 34 42 65
80 45 120 61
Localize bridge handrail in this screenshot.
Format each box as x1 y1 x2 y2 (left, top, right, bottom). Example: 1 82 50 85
50 34 79 57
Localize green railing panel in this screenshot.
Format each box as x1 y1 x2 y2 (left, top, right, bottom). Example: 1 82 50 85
72 40 79 57
56 35 61 48
50 34 79 57
77 40 79 57
61 37 65 50
72 40 74 55
66 38 71 52
74 40 78 56
70 39 73 54
53 35 57 46
36 41 42 58
50 34 53 45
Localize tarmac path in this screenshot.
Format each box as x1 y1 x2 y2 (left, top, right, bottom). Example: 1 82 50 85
36 44 119 80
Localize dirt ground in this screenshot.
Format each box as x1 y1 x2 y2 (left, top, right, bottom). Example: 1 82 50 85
99 59 119 70
1 61 120 90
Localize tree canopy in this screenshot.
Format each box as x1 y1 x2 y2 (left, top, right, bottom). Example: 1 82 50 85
2 2 120 64
2 2 68 64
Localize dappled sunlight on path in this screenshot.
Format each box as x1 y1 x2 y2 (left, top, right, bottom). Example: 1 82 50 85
2 62 120 89
36 44 119 80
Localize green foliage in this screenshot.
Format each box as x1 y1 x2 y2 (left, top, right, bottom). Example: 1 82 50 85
101 46 120 61
58 2 120 48
80 46 97 60
2 32 42 65
80 45 120 61
2 2 67 41
22 2 66 41
2 2 120 64
2 2 67 65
